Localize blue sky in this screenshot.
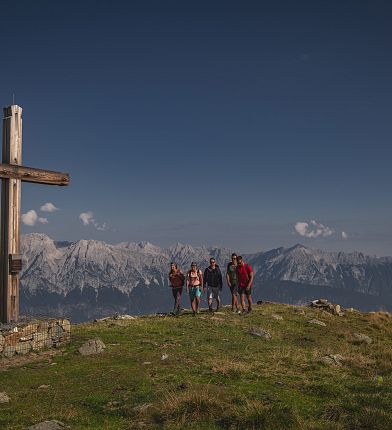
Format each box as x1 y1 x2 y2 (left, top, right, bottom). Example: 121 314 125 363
1 1 392 255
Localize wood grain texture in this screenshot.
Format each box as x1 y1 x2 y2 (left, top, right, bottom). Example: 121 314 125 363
1 105 22 322
0 164 70 185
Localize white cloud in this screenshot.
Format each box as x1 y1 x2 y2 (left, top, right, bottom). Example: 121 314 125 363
38 217 49 224
40 202 58 212
79 211 107 231
80 211 94 226
22 210 38 226
342 231 348 240
294 220 334 238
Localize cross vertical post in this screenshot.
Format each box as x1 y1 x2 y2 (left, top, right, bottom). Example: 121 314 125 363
1 105 22 323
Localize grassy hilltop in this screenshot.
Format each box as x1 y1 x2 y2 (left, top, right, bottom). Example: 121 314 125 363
1 302 392 429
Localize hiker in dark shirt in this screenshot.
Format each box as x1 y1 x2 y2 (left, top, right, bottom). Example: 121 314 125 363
226 253 240 313
204 258 223 312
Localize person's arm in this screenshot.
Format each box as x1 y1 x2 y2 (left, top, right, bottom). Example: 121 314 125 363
226 264 231 288
218 267 223 290
186 272 190 292
200 271 204 291
203 268 208 287
246 270 254 290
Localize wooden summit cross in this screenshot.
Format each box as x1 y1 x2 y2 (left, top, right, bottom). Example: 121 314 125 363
0 105 70 323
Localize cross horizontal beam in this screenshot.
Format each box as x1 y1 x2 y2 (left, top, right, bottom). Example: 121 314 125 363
0 163 69 186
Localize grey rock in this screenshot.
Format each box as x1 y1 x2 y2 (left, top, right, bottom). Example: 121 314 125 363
15 341 32 355
26 420 67 430
271 314 283 321
79 338 106 356
33 332 50 342
3 345 16 358
320 354 345 366
49 324 64 340
248 327 271 339
133 403 153 412
353 333 372 344
308 319 326 327
0 392 10 403
161 353 169 361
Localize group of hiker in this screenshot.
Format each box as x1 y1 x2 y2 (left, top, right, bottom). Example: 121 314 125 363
168 253 254 316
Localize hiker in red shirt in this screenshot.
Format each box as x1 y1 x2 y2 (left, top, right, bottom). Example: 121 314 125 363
236 256 254 314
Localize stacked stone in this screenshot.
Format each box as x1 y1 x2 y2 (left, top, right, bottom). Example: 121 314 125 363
0 318 70 358
309 299 344 316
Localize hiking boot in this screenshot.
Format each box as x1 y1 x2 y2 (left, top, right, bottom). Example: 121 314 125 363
208 307 213 313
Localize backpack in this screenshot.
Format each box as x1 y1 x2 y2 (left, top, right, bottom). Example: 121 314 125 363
188 269 202 285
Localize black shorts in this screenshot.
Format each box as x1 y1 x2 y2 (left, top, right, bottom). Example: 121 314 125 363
239 286 252 295
171 287 183 299
230 284 239 295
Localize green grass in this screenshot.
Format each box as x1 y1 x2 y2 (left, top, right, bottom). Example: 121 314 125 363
1 303 392 429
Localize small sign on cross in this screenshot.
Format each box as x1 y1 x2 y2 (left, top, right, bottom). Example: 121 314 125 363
0 105 70 323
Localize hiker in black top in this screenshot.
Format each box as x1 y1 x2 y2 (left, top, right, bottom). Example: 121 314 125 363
226 253 240 313
204 258 223 312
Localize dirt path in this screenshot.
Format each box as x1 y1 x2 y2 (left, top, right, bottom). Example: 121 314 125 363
0 349 62 371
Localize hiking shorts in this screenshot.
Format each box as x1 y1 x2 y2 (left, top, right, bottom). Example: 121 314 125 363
189 286 202 301
171 287 183 300
230 284 239 295
206 286 220 300
239 286 252 295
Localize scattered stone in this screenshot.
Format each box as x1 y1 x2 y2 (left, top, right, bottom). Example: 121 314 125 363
353 333 373 345
38 385 51 390
321 310 334 318
346 307 358 313
104 401 121 411
78 338 106 356
161 353 168 361
320 354 345 366
26 420 67 430
0 392 10 403
271 314 283 321
308 319 326 327
142 362 151 365
256 300 263 305
248 327 271 339
133 403 153 413
309 299 344 316
294 308 306 315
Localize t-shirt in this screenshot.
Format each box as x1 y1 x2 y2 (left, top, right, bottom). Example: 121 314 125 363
226 262 238 285
236 263 253 288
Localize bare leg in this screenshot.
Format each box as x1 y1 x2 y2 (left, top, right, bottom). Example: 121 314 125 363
196 296 201 313
233 294 239 311
247 293 253 312
175 290 182 313
208 297 213 311
216 295 221 310
240 293 246 312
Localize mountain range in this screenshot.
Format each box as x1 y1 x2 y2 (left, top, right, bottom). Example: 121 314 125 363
20 233 392 322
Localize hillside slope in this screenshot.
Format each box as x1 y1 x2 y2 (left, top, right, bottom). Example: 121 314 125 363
1 302 392 429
